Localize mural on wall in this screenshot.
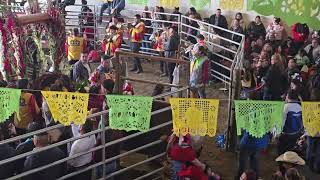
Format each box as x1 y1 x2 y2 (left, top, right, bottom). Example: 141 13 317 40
189 0 211 10
220 0 244 10
159 0 180 8
127 0 149 5
247 0 320 29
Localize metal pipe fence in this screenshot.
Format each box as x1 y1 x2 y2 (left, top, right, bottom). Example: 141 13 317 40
0 85 189 180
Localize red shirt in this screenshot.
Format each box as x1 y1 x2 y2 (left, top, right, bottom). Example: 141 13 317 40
178 165 208 180
169 145 196 162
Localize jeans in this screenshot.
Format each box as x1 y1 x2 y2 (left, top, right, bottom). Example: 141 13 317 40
96 161 117 180
171 160 183 180
100 2 112 17
130 42 143 71
306 136 320 172
142 35 151 52
238 148 260 178
165 51 176 83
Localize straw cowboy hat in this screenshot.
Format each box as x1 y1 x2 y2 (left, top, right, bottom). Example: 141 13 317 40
276 151 305 165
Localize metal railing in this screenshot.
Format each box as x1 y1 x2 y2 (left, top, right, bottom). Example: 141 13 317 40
180 15 245 85
0 86 190 180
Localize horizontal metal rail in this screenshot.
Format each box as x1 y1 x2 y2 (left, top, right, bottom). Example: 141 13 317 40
121 76 181 87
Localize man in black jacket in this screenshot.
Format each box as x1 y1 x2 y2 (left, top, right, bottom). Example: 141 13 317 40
23 133 66 180
164 26 180 84
209 9 228 36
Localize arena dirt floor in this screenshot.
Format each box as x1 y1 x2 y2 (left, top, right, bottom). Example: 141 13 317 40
107 59 320 180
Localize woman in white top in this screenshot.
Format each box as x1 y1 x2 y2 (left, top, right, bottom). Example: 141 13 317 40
68 120 96 179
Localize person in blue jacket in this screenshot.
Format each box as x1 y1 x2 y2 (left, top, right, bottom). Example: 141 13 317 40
237 131 269 179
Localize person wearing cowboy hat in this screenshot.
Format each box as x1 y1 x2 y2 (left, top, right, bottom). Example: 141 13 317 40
275 151 305 178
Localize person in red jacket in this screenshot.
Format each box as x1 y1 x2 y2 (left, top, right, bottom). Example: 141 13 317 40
292 23 309 50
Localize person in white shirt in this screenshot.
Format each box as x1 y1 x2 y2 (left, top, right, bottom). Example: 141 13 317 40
68 120 96 179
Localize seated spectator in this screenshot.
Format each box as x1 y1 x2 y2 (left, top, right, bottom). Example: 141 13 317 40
209 8 228 36
285 168 303 180
230 19 244 44
277 90 303 155
246 16 266 40
98 0 125 24
15 122 43 173
122 81 134 95
185 7 202 21
295 48 311 68
284 38 297 57
97 55 113 74
240 169 258 180
266 17 285 43
304 38 320 63
0 126 17 179
233 12 244 28
23 132 66 180
14 79 40 135
68 120 96 180
275 151 305 177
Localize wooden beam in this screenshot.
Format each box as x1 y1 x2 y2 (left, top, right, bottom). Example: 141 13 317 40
17 13 50 25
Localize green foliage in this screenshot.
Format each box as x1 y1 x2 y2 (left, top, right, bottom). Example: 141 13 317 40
248 0 320 29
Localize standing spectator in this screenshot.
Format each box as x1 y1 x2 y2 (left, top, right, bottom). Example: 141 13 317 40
103 25 122 57
246 16 266 40
266 17 286 44
142 7 152 53
23 132 66 180
189 46 209 98
129 14 145 74
164 26 180 84
187 14 200 44
98 0 125 24
72 52 91 83
292 23 309 50
0 72 7 87
14 79 40 135
237 131 269 179
67 28 86 65
209 8 228 36
304 38 320 63
68 120 96 180
169 7 181 24
277 90 303 155
263 54 286 100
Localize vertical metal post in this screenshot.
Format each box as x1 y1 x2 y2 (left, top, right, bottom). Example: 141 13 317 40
94 5 97 50
101 114 106 180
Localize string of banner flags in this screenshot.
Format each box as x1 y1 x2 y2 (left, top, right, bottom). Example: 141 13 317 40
1 88 319 138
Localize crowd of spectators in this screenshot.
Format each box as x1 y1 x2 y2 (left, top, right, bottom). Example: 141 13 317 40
1 3 320 180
